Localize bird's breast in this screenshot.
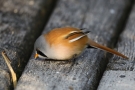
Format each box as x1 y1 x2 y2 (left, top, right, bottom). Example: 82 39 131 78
47 40 87 60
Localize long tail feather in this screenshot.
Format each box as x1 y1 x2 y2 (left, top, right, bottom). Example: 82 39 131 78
88 38 128 59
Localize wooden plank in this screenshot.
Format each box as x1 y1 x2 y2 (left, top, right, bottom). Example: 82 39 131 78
98 71 135 90
0 68 10 90
0 0 55 89
16 0 132 90
98 2 135 90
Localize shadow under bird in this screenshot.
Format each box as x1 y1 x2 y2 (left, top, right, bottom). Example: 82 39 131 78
34 27 128 60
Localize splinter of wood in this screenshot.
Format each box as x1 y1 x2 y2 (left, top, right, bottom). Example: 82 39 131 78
1 51 17 89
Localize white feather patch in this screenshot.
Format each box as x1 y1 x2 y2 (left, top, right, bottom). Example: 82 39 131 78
69 31 81 34
63 31 81 38
69 35 86 43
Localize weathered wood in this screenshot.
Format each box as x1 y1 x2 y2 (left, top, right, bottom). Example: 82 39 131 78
98 71 135 90
0 0 55 89
0 68 10 90
16 0 132 90
98 2 135 90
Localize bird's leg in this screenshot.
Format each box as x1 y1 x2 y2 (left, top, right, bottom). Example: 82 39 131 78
66 54 78 66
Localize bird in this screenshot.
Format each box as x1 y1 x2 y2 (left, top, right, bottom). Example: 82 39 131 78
34 27 128 60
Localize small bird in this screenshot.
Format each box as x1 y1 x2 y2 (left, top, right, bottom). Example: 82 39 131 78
34 27 128 60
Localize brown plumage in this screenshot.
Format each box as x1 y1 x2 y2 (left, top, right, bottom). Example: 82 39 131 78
34 27 128 60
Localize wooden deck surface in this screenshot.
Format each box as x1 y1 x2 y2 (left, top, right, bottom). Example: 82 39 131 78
98 2 135 90
0 0 134 90
0 0 55 89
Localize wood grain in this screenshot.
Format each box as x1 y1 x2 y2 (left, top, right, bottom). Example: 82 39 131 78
0 0 55 89
16 0 132 90
98 71 135 90
98 2 135 90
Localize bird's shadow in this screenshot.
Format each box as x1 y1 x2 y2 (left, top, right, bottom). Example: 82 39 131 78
33 57 78 67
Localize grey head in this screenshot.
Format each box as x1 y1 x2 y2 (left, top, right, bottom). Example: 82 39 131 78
34 35 48 59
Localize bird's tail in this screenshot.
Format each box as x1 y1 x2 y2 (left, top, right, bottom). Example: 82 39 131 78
88 38 128 59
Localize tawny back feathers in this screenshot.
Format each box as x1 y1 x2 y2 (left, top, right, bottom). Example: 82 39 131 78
34 27 128 60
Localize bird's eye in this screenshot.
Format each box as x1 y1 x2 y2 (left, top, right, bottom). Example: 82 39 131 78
36 49 47 57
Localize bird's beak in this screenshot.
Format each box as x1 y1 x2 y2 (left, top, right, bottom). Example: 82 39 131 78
34 53 39 59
